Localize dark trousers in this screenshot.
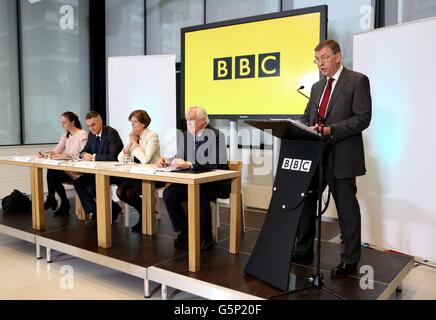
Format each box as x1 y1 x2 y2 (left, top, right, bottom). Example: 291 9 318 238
163 184 217 242
116 179 142 217
46 170 71 202
74 174 120 218
295 165 362 264
115 180 166 217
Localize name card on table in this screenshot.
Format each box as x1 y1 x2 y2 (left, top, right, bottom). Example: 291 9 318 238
130 167 156 175
74 161 96 169
13 156 33 163
42 159 63 165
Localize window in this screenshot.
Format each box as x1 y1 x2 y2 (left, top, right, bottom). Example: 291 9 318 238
0 0 20 145
290 0 375 69
147 0 204 62
206 0 280 23
20 0 90 144
386 0 436 25
106 0 145 57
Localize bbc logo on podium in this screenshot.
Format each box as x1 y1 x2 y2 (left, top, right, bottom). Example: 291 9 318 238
281 158 312 173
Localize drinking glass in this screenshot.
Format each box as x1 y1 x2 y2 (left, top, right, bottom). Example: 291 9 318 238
124 156 133 165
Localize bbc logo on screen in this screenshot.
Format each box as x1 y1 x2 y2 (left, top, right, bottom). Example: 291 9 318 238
282 158 312 173
213 52 280 80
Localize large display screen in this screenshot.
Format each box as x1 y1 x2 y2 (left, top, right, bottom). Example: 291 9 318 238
182 6 327 119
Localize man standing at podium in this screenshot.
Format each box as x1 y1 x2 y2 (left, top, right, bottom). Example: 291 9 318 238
296 39 372 276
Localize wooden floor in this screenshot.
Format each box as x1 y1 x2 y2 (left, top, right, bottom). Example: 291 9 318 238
0 199 414 300
152 227 413 299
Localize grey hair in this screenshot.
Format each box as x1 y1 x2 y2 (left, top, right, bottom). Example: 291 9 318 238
185 106 210 125
85 111 103 122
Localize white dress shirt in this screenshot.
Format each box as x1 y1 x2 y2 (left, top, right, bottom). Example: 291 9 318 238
319 65 344 114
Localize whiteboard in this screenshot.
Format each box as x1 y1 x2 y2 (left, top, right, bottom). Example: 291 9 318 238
354 17 436 262
107 55 177 158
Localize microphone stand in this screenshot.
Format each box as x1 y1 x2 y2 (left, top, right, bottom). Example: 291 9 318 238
269 86 344 300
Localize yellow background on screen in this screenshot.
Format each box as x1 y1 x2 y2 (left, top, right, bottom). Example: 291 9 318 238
184 12 321 116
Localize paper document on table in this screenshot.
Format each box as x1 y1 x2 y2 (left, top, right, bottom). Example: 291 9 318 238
130 167 156 175
42 159 63 165
97 162 122 168
74 161 96 169
155 166 183 173
13 156 33 163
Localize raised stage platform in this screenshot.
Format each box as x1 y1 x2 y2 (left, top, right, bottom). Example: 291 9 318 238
0 201 414 300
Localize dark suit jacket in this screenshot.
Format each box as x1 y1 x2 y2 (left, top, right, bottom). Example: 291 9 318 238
174 125 231 198
301 67 372 179
80 126 123 161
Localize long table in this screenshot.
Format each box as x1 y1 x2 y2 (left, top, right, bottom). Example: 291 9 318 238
0 157 241 272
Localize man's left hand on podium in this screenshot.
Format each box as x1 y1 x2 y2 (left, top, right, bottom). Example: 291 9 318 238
310 125 332 136
322 126 332 136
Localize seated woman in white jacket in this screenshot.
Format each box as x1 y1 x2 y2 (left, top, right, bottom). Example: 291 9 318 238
116 110 161 232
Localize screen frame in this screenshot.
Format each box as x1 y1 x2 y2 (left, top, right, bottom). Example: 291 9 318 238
180 5 327 120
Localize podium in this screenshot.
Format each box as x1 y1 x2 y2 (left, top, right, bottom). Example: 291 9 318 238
244 120 322 291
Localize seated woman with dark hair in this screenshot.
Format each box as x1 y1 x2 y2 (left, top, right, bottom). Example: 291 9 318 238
38 112 88 216
116 110 161 232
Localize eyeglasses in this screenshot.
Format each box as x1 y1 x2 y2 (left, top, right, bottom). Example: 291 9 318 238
313 54 335 64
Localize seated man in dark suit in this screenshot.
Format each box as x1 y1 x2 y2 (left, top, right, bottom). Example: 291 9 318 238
157 106 230 250
75 111 124 228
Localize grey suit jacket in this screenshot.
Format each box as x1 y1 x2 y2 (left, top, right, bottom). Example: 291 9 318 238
301 67 372 179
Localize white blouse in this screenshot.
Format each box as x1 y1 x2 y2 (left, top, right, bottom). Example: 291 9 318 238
118 129 161 164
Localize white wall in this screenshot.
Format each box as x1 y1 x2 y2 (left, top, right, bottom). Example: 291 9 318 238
354 17 436 262
107 55 177 158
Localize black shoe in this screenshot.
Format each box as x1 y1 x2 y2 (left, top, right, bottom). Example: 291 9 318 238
53 201 70 217
44 195 57 211
200 239 215 251
131 220 142 233
85 220 97 229
112 203 122 223
174 232 188 248
292 251 314 264
331 262 358 277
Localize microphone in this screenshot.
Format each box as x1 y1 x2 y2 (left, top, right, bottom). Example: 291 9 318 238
297 86 319 109
297 85 310 99
297 85 321 127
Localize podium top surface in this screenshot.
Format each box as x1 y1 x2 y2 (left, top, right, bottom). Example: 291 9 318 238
245 120 321 142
